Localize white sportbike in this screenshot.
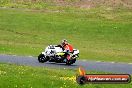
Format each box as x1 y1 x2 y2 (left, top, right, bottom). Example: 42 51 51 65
38 45 79 65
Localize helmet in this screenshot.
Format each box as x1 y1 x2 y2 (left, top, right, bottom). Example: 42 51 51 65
61 39 68 46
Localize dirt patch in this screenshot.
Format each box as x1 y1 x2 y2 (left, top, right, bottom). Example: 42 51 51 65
76 0 132 8
51 0 132 9
1 0 132 9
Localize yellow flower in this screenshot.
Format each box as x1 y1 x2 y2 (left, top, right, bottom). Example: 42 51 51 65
0 70 6 75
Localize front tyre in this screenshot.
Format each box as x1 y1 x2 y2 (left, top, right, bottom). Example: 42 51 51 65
38 54 47 63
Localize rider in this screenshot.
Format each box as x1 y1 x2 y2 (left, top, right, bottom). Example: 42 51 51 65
61 39 73 53
61 39 74 61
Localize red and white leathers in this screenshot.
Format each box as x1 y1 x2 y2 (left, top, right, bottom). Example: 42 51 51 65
63 44 73 60
63 44 73 53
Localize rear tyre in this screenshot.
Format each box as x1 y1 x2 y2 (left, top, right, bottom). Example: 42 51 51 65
66 60 72 65
66 58 76 65
38 54 47 63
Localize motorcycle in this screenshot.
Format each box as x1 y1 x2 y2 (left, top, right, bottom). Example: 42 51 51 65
38 45 79 65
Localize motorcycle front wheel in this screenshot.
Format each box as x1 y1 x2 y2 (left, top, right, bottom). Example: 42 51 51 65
38 54 48 63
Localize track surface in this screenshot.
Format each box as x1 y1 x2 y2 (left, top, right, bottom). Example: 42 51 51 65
0 54 132 74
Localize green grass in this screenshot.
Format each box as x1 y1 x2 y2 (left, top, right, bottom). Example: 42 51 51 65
0 63 132 88
0 3 132 63
0 1 132 88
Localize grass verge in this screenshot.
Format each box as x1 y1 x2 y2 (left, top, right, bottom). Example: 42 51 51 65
0 63 132 88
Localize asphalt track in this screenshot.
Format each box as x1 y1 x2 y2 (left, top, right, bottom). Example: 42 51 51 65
0 54 132 74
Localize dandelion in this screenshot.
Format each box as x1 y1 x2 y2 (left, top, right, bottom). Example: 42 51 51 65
32 74 34 76
64 84 66 87
0 70 7 75
52 76 57 78
114 27 117 29
15 85 17 88
4 71 6 74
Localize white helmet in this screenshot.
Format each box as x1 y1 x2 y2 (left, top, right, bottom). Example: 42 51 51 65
61 39 68 46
